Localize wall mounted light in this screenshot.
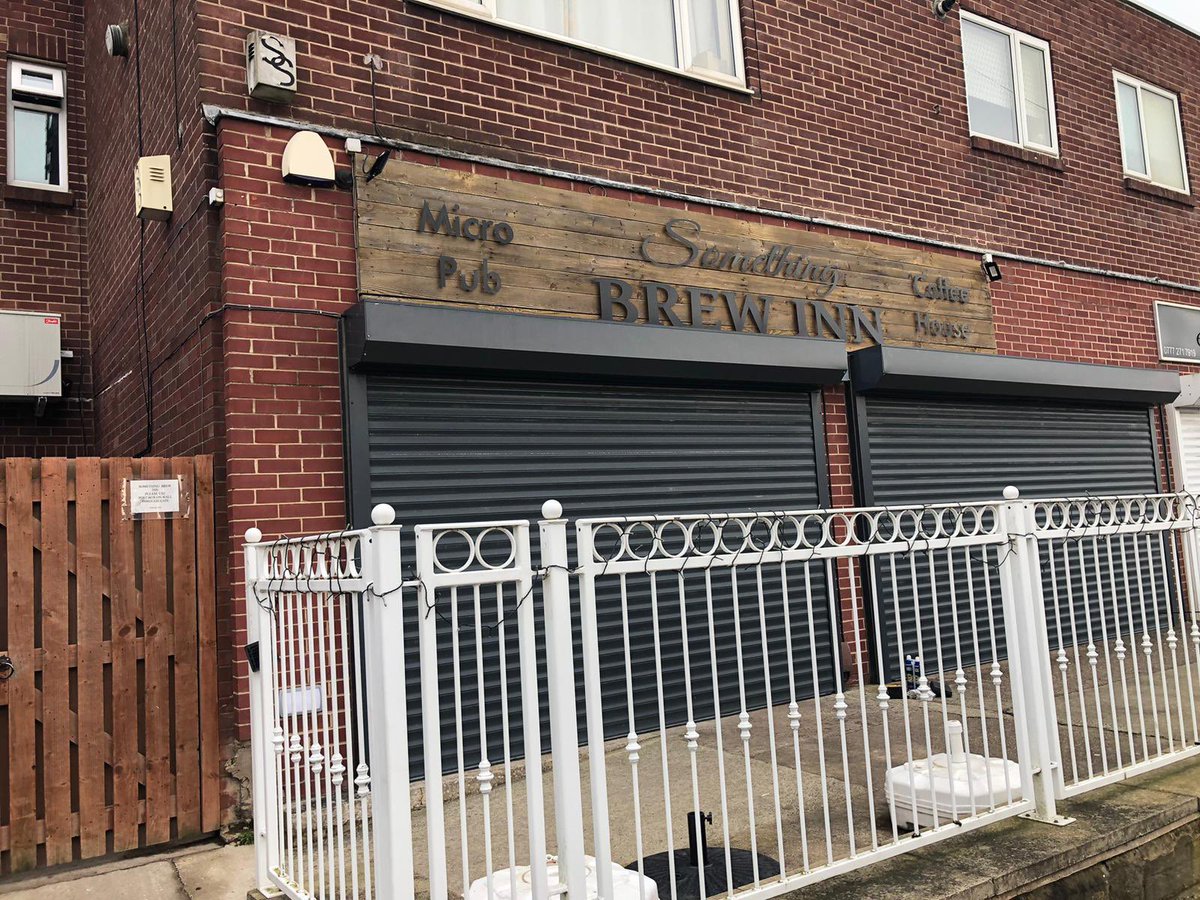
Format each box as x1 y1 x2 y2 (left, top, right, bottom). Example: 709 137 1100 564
364 149 392 183
981 253 1003 283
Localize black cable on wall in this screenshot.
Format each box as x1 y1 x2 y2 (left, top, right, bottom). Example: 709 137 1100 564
132 0 154 456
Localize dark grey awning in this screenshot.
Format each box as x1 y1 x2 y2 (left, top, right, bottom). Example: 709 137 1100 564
849 345 1180 405
343 300 848 386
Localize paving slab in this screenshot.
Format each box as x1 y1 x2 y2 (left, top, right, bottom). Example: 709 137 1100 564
174 844 257 899
0 862 187 900
780 755 1200 900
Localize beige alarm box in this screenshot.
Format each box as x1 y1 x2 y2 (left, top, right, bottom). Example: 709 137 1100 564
135 155 173 221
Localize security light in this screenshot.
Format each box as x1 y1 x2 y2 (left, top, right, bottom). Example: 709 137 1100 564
365 149 392 183
981 253 1003 283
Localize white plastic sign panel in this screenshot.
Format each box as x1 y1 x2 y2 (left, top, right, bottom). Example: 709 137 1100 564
1155 301 1200 363
125 478 183 518
278 685 325 717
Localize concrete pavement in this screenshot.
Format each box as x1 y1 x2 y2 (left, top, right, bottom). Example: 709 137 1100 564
0 843 256 900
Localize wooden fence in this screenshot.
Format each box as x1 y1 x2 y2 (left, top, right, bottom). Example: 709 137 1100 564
0 457 220 873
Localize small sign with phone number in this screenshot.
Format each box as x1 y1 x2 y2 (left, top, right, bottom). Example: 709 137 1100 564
1155 301 1200 364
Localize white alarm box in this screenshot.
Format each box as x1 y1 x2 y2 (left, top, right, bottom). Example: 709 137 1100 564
245 30 298 102
0 310 63 398
135 155 173 221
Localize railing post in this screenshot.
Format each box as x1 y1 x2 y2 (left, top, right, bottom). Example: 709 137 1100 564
539 501 588 899
244 527 279 889
415 524 448 899
576 521 614 900
998 487 1073 825
362 504 416 900
1176 492 1200 746
515 523 551 900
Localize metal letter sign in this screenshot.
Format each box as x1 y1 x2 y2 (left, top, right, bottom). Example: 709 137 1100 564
1154 301 1200 363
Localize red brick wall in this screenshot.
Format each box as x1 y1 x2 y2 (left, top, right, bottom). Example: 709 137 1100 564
0 3 90 457
994 263 1200 370
194 0 1200 289
83 0 223 461
217 122 356 736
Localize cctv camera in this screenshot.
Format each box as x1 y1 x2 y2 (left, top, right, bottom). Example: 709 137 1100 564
932 0 957 18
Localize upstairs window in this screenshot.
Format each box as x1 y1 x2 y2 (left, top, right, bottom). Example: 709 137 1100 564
414 0 744 87
1114 72 1189 194
7 60 68 191
960 12 1058 155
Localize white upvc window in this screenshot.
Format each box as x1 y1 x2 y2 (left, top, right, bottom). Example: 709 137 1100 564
7 60 68 192
1114 71 1189 194
411 0 746 89
959 11 1058 155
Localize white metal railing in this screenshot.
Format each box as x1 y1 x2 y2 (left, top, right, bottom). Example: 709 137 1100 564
243 488 1200 900
1024 494 1200 797
243 525 393 897
573 496 1037 899
411 515 554 900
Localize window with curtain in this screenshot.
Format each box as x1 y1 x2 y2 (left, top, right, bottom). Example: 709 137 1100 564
416 0 742 84
959 12 1058 155
7 60 68 191
1114 72 1189 194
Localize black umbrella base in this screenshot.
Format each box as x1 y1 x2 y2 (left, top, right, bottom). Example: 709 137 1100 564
633 849 781 900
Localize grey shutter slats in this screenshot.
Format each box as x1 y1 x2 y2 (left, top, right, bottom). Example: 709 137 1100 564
862 393 1161 682
363 375 833 777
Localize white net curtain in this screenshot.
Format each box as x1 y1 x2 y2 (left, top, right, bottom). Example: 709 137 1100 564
493 0 737 76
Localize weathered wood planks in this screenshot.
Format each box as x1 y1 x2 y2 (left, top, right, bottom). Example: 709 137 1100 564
0 457 220 874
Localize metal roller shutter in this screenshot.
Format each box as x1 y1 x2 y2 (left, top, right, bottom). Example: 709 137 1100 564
363 375 835 777
860 393 1161 681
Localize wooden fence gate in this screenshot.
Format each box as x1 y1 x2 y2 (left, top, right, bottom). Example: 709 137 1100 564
0 457 220 874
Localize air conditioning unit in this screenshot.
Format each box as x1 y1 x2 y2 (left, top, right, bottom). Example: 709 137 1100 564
0 311 63 398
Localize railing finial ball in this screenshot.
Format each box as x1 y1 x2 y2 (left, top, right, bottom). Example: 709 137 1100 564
1003 485 1020 500
371 503 397 526
542 499 564 520
245 527 263 544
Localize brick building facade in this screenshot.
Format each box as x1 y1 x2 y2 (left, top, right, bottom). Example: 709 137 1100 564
6 0 1200 831
0 1 88 456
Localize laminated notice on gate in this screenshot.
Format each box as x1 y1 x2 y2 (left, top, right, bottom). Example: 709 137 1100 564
123 477 190 519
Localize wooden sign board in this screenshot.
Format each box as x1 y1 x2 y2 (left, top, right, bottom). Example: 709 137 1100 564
355 161 996 353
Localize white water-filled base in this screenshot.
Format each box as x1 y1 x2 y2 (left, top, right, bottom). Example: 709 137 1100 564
467 855 661 900
885 720 1023 831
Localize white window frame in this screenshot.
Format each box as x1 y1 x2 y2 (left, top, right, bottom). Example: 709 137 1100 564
6 59 69 192
1113 70 1190 195
959 11 1059 156
410 0 748 91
